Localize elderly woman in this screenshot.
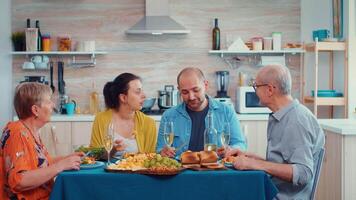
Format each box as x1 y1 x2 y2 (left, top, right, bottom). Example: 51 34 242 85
0 82 82 200
90 73 157 156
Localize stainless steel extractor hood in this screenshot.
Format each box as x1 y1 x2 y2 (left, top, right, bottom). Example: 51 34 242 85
126 0 190 35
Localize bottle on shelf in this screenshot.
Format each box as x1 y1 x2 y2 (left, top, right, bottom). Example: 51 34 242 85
204 111 218 151
89 81 99 115
26 18 31 28
35 20 42 51
212 18 220 50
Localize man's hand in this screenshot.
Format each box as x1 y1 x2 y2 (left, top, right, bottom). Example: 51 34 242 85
233 155 257 170
160 146 176 158
225 148 245 157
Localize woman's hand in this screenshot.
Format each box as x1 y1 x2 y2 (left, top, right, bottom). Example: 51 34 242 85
113 139 126 152
54 154 82 172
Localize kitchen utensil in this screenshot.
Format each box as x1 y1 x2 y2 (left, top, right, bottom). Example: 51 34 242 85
58 61 65 95
215 71 230 98
22 75 46 83
50 61 55 92
158 85 180 110
142 98 156 111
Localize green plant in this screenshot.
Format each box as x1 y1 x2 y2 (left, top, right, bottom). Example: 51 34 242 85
11 31 26 51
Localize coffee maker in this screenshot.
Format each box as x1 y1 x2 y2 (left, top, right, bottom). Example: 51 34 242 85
215 71 234 110
215 71 229 98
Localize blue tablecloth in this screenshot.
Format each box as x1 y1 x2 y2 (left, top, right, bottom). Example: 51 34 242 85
50 166 278 200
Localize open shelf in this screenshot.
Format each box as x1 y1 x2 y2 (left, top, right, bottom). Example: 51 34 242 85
209 49 304 57
305 42 345 52
11 51 107 56
303 96 346 106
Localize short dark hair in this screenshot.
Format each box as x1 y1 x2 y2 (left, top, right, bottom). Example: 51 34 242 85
177 67 206 86
103 73 141 109
14 82 52 119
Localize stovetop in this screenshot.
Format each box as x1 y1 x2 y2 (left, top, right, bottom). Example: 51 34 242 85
141 109 166 115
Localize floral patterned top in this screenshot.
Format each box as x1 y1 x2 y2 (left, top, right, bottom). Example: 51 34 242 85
0 121 53 200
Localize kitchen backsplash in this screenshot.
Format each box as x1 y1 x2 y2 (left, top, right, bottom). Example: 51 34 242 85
12 0 300 112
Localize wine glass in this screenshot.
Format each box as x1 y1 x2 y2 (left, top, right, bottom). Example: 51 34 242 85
105 122 114 166
220 122 231 149
163 121 174 148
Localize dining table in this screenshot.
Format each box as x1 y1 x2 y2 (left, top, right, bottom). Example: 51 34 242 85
50 165 278 200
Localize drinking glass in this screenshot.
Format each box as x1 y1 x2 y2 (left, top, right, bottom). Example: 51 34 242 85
163 121 174 148
105 122 114 165
220 123 231 149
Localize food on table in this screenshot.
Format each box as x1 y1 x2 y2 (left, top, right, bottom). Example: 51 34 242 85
181 150 220 168
199 151 218 164
181 151 200 164
75 146 105 160
81 156 96 165
108 153 182 173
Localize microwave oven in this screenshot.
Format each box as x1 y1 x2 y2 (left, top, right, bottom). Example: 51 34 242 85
236 86 271 114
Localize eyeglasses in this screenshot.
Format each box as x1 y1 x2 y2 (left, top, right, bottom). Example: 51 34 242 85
252 82 270 91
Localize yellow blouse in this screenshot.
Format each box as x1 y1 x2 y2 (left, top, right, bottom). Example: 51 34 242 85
89 109 157 153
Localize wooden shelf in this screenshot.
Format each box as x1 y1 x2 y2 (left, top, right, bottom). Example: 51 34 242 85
209 49 304 57
305 42 345 52
303 96 346 106
11 51 107 55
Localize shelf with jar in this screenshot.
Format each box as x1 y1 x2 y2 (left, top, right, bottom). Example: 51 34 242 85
209 49 305 57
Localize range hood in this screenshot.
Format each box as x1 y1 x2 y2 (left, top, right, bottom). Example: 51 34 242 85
126 0 190 35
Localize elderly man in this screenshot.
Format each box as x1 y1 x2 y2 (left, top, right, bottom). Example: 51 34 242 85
157 67 247 157
226 65 325 199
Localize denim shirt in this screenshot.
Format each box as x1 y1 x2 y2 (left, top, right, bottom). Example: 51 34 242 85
156 96 247 156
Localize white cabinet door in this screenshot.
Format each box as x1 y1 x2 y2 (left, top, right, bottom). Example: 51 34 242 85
240 121 267 158
71 122 93 148
39 122 72 157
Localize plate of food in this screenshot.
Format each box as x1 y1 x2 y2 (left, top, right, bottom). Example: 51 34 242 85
105 153 183 175
80 158 105 169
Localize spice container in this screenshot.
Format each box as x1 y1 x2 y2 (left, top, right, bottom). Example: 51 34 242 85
252 37 263 51
272 32 282 51
263 37 272 50
42 34 51 51
58 36 71 51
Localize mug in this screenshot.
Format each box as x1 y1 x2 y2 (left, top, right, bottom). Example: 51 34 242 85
42 55 49 63
22 61 35 70
65 101 76 115
36 62 48 69
31 55 42 64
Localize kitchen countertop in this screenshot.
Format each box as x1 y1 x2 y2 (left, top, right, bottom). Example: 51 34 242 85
318 119 356 135
19 113 269 122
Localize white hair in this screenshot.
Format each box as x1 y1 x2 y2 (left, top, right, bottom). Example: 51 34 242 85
258 65 292 95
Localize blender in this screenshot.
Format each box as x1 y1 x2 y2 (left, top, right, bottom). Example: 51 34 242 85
215 71 234 110
216 71 229 98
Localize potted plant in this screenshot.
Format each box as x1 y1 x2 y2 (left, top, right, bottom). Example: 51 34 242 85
11 31 26 51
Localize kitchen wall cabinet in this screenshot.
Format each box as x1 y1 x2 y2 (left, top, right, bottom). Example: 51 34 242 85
39 121 93 157
39 122 72 156
240 121 268 158
315 130 356 200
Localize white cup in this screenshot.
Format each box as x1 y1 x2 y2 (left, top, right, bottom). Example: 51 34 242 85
22 61 35 70
42 55 49 64
31 55 42 64
36 62 48 69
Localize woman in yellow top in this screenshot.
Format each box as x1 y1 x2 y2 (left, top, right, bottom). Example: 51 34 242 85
90 73 157 156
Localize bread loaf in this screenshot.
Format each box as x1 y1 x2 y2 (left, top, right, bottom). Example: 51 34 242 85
181 151 200 164
199 151 218 164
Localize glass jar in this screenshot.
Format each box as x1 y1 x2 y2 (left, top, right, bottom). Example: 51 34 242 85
42 34 51 51
58 36 71 51
252 37 263 51
263 37 272 50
